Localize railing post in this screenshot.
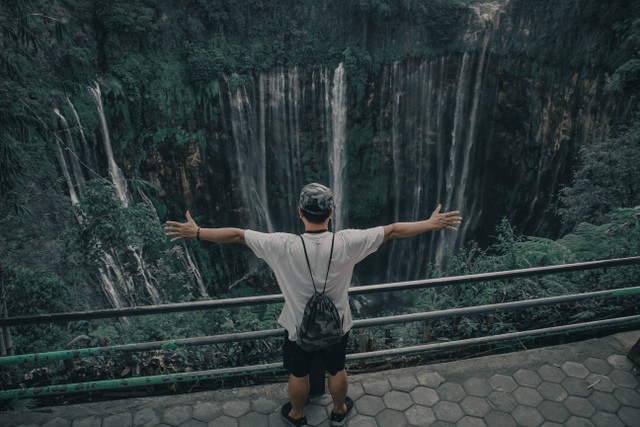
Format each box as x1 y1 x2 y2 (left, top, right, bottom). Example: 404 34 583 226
309 352 325 397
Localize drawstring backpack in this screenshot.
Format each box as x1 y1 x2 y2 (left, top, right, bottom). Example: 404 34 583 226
296 233 343 351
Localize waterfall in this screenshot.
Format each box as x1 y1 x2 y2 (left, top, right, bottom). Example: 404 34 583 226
382 17 495 277
182 246 208 299
258 67 304 231
53 109 81 208
434 7 499 269
434 52 474 268
385 59 447 281
88 82 129 207
138 188 208 299
391 62 402 223
327 63 348 230
226 75 275 232
66 96 95 171
54 89 173 307
53 109 85 199
52 106 127 310
89 83 164 305
99 251 134 308
224 65 347 232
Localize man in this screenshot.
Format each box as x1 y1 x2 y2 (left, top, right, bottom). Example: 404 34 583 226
164 183 462 427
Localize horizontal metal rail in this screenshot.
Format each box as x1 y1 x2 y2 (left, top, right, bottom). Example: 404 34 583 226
1 314 637 400
3 284 639 367
2 256 639 327
346 314 640 361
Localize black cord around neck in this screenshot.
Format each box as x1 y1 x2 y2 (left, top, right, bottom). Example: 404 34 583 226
305 229 329 234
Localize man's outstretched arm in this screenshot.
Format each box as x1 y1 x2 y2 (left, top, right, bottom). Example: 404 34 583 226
382 204 462 243
164 211 245 244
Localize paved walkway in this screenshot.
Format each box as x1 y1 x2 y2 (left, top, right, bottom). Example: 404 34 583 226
1 331 639 427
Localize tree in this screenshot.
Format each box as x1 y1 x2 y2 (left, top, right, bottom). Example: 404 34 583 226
558 121 640 227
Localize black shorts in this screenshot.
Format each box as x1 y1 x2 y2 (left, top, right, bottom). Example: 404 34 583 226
283 331 350 378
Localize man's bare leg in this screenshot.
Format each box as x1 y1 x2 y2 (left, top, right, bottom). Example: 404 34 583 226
328 369 348 414
288 374 310 419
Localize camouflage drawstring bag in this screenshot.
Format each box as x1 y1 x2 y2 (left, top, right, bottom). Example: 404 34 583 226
296 233 343 352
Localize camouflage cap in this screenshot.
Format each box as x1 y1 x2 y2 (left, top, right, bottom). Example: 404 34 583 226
298 183 334 214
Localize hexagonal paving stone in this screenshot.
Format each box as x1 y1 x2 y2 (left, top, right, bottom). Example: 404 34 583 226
193 402 222 422
586 373 616 393
433 400 464 423
382 390 413 411
564 396 596 417
489 374 518 392
562 362 590 379
539 422 564 427
488 390 517 412
463 377 493 397
410 386 440 406
42 419 72 427
348 414 377 427
209 415 237 427
485 410 517 427
514 369 543 387
609 369 639 388
389 374 419 392
375 409 408 426
538 365 566 384
103 413 132 427
437 382 466 402
73 415 101 427
181 420 206 427
354 395 385 416
251 397 278 414
134 408 161 427
362 379 392 396
618 406 640 427
591 411 625 427
163 405 192 426
584 357 613 375
561 377 592 397
405 404 437 426
348 381 366 401
222 400 251 418
460 396 491 417
457 416 487 427
614 387 640 407
431 421 457 427
310 393 331 406
305 403 329 426
538 400 570 423
588 390 621 413
565 416 595 427
417 371 445 388
512 404 544 427
607 354 634 371
537 382 568 402
513 386 544 406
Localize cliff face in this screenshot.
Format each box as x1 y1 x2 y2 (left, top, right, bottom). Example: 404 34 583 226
43 0 634 293
124 0 629 285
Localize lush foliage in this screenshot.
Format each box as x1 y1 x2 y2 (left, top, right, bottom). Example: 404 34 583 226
366 209 640 354
558 121 640 227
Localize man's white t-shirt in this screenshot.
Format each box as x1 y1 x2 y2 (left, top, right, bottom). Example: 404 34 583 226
244 227 384 342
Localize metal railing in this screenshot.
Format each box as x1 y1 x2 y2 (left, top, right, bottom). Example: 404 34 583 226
1 256 639 401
